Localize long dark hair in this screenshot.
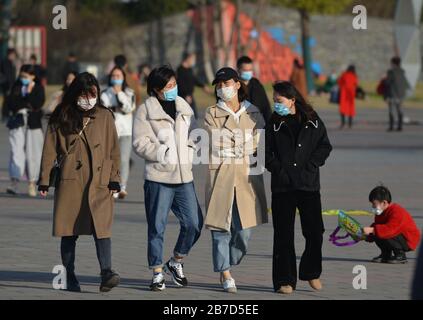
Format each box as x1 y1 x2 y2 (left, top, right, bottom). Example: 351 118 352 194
50 72 100 135
107 66 128 91
272 81 316 123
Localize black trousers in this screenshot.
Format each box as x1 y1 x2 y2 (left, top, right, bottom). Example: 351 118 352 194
272 191 325 290
61 233 112 274
375 234 410 255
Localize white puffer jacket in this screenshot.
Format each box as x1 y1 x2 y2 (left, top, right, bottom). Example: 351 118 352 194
101 87 136 137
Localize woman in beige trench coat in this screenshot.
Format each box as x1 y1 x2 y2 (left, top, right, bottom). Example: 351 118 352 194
38 73 121 293
204 67 268 293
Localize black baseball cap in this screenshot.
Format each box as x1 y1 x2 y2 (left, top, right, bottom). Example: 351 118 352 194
212 67 239 85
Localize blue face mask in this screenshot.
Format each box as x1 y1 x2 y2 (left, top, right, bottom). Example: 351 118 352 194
21 78 31 86
163 85 178 102
240 71 253 81
111 79 124 86
274 102 291 116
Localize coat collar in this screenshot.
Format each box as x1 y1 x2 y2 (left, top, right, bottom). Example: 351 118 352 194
214 100 260 118
145 96 194 121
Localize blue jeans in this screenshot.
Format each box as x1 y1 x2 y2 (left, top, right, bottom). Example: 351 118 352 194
144 180 203 269
211 200 252 273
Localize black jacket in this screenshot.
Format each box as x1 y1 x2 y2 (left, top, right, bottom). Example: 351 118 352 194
5 81 45 129
176 65 204 97
265 112 332 193
247 78 272 123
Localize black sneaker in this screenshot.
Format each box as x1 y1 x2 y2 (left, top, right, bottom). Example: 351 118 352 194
371 253 392 263
150 272 166 291
164 259 188 287
100 270 120 292
387 251 408 264
64 272 81 292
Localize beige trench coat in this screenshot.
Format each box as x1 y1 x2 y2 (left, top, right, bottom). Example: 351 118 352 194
204 101 268 232
38 106 121 239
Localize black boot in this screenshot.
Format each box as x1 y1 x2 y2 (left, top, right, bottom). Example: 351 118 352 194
100 269 120 292
388 250 407 264
388 114 394 132
397 113 403 132
65 271 81 292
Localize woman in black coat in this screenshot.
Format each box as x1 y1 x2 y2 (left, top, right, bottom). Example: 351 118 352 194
265 81 332 294
5 64 45 196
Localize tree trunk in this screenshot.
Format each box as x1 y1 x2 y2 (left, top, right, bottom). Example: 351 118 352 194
300 9 315 93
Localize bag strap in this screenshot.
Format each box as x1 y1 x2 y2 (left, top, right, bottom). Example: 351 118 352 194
57 118 91 168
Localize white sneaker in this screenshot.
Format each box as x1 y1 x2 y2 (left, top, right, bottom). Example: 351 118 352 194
28 182 37 197
222 278 237 293
149 272 166 291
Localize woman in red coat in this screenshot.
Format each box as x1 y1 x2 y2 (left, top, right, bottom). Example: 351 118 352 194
338 65 358 129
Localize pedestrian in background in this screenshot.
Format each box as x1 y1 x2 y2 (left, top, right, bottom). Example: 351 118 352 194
5 64 45 197
101 66 136 199
338 65 358 129
1 48 18 122
43 71 77 115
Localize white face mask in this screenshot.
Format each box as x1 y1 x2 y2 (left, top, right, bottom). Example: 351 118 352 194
77 97 97 111
371 207 384 216
217 86 237 102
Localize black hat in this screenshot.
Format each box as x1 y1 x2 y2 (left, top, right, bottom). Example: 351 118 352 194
212 67 239 85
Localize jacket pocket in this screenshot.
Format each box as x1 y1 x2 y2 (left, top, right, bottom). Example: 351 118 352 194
100 159 113 186
60 153 77 180
152 162 177 173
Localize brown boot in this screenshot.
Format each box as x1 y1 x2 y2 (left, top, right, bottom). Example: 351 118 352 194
277 285 294 294
308 279 322 291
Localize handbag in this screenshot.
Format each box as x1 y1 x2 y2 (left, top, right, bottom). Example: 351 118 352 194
49 118 91 188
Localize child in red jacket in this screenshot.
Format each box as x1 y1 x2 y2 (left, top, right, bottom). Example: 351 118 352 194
363 186 421 264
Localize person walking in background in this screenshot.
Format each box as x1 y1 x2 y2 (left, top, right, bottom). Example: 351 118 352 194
62 52 80 81
133 65 203 292
265 81 332 295
43 71 77 116
38 72 121 293
385 57 410 132
204 67 268 293
237 56 272 123
1 48 18 122
101 66 136 199
29 54 47 86
176 52 212 119
138 63 151 87
5 64 45 197
338 65 358 129
114 54 142 107
290 58 308 99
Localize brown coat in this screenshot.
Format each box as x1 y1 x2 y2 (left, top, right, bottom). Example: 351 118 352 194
204 101 268 232
38 107 121 239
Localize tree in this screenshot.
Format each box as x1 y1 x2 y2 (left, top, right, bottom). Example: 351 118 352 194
271 0 353 93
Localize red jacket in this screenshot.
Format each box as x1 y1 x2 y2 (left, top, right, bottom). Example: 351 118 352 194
372 203 421 250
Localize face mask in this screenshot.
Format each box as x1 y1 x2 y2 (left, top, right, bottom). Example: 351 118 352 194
163 85 178 102
77 97 97 111
371 207 384 216
240 71 253 81
274 102 291 116
111 79 124 86
21 78 31 86
217 86 237 102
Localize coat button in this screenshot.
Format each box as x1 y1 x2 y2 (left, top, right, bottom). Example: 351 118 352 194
305 126 308 129
294 163 297 167
98 166 102 171
298 144 302 147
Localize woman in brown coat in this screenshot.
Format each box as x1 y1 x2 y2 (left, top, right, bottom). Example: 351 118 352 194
38 73 121 293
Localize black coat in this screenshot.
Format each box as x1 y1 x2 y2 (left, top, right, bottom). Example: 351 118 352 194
5 81 45 129
265 112 332 193
247 78 272 123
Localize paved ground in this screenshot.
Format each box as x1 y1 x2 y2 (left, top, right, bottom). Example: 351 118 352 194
0 104 422 300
